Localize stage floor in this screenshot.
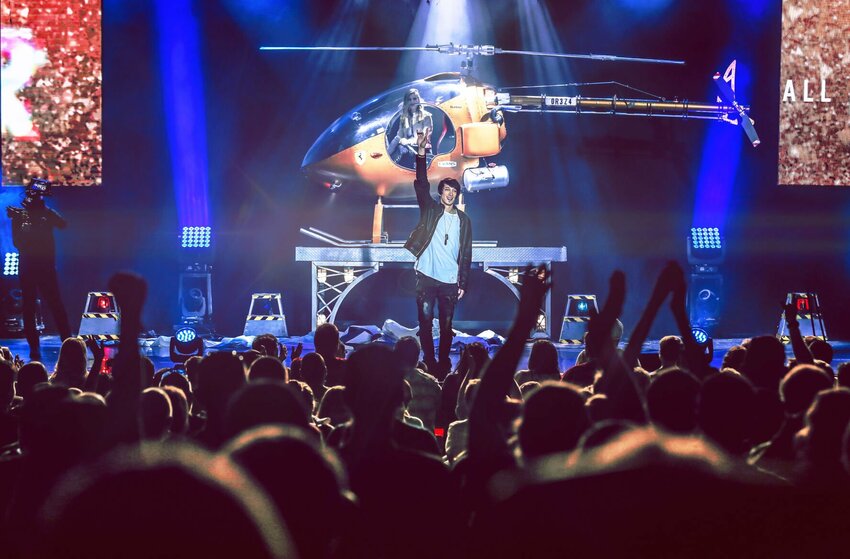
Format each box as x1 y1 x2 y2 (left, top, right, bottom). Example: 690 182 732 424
2 335 848 376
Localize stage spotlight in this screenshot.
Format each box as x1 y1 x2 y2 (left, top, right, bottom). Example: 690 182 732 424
178 263 213 325
687 227 724 332
3 253 19 276
343 267 355 284
687 227 725 265
691 326 710 345
180 226 211 248
170 325 204 363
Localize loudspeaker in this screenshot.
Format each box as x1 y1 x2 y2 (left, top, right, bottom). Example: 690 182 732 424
688 274 722 330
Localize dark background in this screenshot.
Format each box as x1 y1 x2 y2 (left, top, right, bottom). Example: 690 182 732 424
5 0 848 340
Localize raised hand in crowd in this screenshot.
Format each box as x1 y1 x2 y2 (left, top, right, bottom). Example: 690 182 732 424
623 261 680 368
468 265 550 461
784 302 814 365
587 270 645 424
104 271 147 445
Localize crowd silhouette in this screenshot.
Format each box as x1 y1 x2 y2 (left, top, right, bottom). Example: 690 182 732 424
1 262 849 558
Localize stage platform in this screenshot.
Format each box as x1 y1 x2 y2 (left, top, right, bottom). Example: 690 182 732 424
3 335 848 377
296 244 568 335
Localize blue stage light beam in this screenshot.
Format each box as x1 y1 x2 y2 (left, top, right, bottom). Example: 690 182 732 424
727 0 772 21
286 0 368 132
397 0 495 83
154 0 211 232
613 0 674 18
516 0 618 265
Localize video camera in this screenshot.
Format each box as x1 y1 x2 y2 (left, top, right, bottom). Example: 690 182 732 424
24 177 52 202
6 178 52 219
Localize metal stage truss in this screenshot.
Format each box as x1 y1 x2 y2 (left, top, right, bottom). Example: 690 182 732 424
295 244 567 335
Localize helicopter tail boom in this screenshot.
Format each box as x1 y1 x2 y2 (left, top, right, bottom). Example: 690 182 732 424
496 90 759 145
498 93 742 121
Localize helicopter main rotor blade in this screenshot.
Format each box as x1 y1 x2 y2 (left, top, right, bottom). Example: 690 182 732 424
259 43 684 65
497 49 684 65
259 46 438 52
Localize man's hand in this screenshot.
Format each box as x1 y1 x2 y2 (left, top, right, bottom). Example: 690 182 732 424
292 342 303 360
416 128 431 154
458 289 465 300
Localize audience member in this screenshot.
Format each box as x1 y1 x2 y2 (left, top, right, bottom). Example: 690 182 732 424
37 443 294 558
515 339 561 385
519 381 589 460
194 351 247 449
248 355 288 383
15 361 49 402
2 262 849 559
750 364 833 478
161 385 190 437
224 380 312 440
139 387 172 440
49 337 87 389
251 333 281 360
653 335 684 373
698 372 757 456
300 352 328 405
314 323 347 387
646 367 700 433
317 385 351 428
395 336 441 432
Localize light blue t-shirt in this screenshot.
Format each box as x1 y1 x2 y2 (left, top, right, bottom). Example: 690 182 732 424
415 209 460 284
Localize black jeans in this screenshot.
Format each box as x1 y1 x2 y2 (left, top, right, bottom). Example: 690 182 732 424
20 258 72 359
415 272 458 374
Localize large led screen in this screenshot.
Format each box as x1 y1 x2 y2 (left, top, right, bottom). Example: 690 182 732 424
1 0 102 186
778 0 850 187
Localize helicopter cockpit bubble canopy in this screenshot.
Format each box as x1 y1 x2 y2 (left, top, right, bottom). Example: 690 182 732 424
301 73 497 199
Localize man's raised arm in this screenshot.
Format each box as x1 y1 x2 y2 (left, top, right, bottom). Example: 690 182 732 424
414 129 433 211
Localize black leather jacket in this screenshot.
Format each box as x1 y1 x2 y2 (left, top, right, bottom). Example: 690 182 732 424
403 155 473 292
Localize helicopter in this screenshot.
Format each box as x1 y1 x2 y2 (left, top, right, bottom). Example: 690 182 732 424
262 44 759 210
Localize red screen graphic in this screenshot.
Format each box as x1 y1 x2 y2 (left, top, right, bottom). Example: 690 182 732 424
1 0 102 186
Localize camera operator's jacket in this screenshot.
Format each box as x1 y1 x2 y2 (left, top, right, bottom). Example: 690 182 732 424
404 154 473 292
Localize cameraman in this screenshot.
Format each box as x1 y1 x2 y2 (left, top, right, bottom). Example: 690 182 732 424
6 180 72 361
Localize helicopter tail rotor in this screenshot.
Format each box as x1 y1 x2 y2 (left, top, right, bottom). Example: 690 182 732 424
713 71 760 147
